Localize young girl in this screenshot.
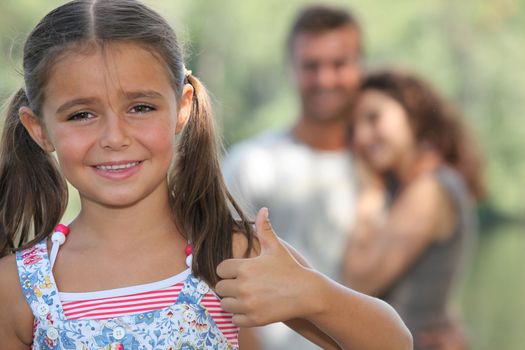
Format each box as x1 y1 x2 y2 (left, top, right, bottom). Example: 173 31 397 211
0 1 411 349
345 69 483 350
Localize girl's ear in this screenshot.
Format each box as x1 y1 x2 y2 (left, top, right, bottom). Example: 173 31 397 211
18 107 55 153
176 83 194 134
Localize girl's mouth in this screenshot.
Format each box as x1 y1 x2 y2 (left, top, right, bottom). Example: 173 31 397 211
92 160 143 180
95 161 141 172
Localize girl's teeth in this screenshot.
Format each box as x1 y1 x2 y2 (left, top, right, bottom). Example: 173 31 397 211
97 162 139 171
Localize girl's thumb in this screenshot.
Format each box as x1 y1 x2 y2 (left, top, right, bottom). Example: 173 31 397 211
255 207 279 254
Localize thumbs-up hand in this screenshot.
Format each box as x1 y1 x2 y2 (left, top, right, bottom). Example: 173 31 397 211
216 208 319 327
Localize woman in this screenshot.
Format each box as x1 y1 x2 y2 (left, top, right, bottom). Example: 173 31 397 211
344 69 484 350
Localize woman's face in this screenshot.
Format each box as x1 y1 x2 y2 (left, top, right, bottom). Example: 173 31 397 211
351 89 417 173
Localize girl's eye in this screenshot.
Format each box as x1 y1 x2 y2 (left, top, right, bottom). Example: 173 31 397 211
68 111 93 121
130 104 155 114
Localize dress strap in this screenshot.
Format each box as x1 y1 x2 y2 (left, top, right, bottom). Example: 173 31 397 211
175 274 211 305
16 239 63 322
49 224 70 269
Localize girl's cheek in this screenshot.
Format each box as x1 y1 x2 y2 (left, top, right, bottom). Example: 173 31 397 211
147 131 175 152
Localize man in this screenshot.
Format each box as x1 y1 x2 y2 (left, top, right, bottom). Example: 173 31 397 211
223 5 363 349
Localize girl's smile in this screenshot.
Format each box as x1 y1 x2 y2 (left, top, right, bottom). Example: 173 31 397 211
92 159 144 180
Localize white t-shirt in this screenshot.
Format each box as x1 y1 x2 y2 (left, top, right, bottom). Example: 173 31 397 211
222 130 358 350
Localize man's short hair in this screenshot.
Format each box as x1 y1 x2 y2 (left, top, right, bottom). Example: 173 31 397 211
287 4 361 53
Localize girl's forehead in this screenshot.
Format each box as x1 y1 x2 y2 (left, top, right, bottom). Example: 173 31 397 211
49 41 171 83
43 42 176 108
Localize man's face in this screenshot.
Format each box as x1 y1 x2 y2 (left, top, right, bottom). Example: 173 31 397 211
291 25 361 122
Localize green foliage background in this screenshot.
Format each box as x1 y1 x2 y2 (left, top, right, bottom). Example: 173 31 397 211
1 1 524 349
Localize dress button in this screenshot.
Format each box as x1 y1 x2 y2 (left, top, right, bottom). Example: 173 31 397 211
113 326 126 340
37 303 50 316
183 309 197 322
46 326 59 340
196 281 209 294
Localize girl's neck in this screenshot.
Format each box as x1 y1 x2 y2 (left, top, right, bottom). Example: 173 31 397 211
69 189 180 250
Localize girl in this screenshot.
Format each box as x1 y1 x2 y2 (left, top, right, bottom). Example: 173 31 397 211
0 1 411 349
345 69 483 350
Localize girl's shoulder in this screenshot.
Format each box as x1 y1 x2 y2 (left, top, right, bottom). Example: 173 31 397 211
0 253 18 288
232 231 260 259
0 253 34 346
0 253 22 301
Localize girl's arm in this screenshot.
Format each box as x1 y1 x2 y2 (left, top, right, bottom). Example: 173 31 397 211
0 255 34 349
343 174 456 296
237 327 263 350
217 208 412 350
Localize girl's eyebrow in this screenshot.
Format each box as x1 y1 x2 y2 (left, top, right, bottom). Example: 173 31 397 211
124 90 164 100
55 91 163 114
56 97 98 114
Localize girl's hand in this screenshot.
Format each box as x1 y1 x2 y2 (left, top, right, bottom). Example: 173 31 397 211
216 208 413 350
215 208 319 327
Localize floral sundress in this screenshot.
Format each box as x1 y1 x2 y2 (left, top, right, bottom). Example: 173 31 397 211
16 239 237 350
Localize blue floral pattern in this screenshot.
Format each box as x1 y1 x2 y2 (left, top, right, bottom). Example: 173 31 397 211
16 239 236 350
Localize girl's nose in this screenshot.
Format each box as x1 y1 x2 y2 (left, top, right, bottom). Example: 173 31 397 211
99 114 131 151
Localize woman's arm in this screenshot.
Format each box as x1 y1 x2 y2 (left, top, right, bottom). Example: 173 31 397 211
343 174 456 296
0 255 34 349
217 208 412 350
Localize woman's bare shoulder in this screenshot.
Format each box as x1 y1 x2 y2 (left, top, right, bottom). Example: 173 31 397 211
396 173 451 213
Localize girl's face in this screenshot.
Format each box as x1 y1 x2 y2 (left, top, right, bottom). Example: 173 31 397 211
20 42 193 209
351 89 417 173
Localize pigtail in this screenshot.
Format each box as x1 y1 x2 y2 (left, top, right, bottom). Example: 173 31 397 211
0 89 68 257
170 75 254 285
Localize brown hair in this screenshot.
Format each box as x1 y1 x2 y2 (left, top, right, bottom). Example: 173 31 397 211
287 4 362 54
353 69 485 199
0 0 254 285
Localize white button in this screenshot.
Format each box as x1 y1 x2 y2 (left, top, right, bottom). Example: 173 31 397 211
183 309 197 322
113 326 126 340
196 281 209 294
46 327 59 340
37 303 50 316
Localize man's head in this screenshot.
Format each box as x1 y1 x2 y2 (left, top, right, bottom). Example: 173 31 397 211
288 5 362 123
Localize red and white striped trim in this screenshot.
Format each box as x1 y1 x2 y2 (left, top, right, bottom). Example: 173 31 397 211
59 273 238 346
